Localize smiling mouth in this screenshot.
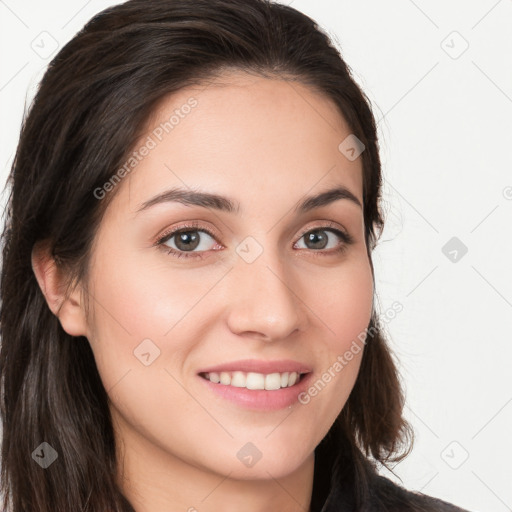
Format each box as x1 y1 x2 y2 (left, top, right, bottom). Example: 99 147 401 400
199 370 308 390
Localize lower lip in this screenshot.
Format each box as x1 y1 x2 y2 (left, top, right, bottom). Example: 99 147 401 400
198 373 313 411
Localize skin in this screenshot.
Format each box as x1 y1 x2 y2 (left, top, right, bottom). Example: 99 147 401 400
32 70 374 512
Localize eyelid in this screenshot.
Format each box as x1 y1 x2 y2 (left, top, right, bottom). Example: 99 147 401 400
154 220 218 246
295 220 348 239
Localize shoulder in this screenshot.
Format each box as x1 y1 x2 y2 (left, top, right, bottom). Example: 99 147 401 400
368 473 473 512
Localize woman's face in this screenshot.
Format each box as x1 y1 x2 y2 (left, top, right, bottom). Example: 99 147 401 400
82 70 374 481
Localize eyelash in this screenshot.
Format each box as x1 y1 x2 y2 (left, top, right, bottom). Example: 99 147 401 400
154 220 355 260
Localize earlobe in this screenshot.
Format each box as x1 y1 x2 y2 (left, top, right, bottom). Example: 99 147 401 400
31 240 89 337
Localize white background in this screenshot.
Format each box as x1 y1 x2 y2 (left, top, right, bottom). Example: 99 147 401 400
1 1 511 511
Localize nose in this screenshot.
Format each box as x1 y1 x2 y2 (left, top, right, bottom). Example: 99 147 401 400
225 253 308 342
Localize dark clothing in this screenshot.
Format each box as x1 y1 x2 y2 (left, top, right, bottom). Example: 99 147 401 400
310 430 472 512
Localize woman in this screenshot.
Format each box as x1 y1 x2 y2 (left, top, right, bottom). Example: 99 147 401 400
0 0 471 510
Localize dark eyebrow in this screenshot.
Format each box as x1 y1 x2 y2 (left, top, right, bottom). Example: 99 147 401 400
136 185 362 215
295 186 362 213
136 187 240 214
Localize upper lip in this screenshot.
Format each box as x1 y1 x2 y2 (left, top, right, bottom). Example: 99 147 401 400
197 359 313 375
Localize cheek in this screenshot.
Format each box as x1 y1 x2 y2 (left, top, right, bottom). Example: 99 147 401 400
84 244 229 388
305 255 374 352
295 256 373 410
83 252 212 449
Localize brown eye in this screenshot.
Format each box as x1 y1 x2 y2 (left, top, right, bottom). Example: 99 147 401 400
295 227 354 255
166 230 202 252
302 230 330 250
156 223 219 260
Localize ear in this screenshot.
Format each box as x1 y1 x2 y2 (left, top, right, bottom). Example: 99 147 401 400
31 240 89 337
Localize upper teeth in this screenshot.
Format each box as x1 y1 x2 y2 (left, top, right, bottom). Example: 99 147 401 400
203 371 301 390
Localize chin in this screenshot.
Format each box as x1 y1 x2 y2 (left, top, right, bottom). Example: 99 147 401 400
223 457 307 482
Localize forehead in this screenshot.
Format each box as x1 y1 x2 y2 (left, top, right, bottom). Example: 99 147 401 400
113 70 364 217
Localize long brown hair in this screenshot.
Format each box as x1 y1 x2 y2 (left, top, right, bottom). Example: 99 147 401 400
0 1 413 510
